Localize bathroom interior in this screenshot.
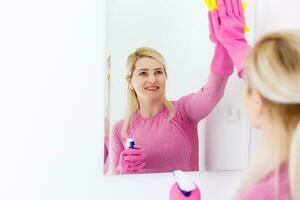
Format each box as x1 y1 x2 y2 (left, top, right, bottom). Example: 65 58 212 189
2 0 300 200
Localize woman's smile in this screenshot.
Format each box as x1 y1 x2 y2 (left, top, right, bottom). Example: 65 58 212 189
145 86 159 91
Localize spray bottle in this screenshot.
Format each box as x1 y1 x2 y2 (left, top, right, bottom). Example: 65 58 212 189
169 170 201 200
126 138 135 149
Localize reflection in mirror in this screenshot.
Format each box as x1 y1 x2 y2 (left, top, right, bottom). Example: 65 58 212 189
104 0 253 175
110 47 230 175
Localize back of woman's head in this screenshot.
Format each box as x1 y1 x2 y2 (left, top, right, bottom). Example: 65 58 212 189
247 30 300 104
245 30 300 199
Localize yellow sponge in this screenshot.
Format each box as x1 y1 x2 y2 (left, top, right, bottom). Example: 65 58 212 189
204 0 218 11
203 0 249 32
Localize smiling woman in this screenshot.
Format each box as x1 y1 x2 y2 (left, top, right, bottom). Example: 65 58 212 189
110 47 231 175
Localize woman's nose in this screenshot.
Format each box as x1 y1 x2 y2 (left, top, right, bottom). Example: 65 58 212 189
148 73 157 83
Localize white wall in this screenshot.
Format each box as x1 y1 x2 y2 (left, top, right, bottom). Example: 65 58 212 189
255 0 300 37
1 0 300 200
0 0 106 199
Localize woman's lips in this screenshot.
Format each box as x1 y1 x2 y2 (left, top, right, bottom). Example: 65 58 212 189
145 86 159 91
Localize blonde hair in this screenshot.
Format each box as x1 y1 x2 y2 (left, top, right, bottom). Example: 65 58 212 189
238 30 300 199
122 47 175 137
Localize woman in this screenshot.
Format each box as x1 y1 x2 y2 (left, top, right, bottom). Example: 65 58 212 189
232 31 300 200
110 0 250 174
208 1 300 198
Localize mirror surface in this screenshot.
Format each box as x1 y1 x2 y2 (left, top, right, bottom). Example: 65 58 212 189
104 0 254 175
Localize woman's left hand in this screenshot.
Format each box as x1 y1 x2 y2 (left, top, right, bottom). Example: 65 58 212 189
208 11 234 77
210 0 251 78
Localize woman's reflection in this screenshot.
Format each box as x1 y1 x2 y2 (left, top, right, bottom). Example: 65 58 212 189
109 0 251 174
111 46 231 174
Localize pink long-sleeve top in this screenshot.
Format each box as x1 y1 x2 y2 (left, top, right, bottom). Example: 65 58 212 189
235 162 291 200
111 72 228 174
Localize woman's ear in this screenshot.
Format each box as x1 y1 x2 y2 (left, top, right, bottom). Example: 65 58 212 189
127 78 133 90
252 90 263 115
251 90 265 128
244 88 264 129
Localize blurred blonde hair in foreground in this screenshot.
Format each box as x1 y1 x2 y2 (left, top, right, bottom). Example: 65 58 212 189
238 30 300 199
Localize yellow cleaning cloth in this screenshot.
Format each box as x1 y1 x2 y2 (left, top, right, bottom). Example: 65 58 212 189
204 0 218 11
203 0 249 32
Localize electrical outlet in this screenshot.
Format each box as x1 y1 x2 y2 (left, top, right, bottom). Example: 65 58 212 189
225 105 245 125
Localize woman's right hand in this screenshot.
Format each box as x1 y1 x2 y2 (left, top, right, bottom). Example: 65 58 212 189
117 148 146 174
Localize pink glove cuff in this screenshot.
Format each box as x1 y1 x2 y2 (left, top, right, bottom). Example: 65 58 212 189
224 41 251 78
210 44 234 77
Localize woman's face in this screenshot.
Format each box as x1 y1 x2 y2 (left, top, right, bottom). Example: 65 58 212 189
129 57 166 103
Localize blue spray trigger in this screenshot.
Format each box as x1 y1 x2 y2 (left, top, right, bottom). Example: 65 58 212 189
181 190 192 197
172 170 196 197
126 138 135 149
129 141 135 149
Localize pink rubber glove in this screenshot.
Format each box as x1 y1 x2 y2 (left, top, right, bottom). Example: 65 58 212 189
208 12 234 77
211 0 251 78
169 183 201 200
117 148 146 174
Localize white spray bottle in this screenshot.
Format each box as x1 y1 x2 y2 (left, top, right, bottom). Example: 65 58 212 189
169 170 201 200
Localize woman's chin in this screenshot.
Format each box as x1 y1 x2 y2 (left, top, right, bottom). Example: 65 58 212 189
144 94 164 102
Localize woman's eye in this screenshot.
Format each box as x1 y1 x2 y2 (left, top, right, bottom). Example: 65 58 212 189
155 71 163 75
139 72 147 76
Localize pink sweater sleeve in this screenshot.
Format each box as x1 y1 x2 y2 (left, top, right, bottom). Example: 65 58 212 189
177 72 228 125
110 121 125 174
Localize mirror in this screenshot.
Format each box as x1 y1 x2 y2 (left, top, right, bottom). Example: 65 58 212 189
104 0 255 175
